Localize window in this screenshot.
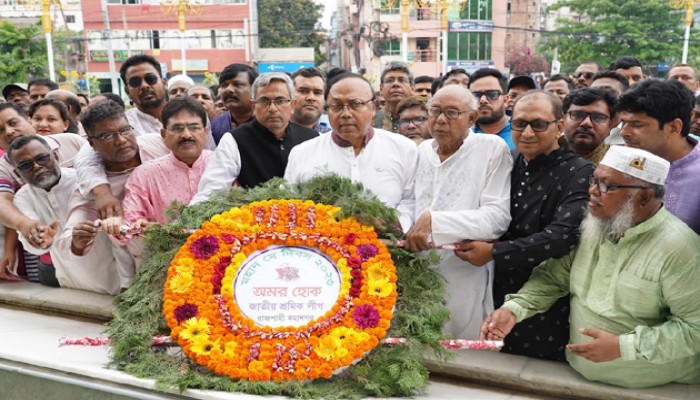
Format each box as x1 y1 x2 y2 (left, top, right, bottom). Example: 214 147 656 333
460 0 492 20
447 32 491 61
380 0 399 14
65 15 76 24
384 38 401 56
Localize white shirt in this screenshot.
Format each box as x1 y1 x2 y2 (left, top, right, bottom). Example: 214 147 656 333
190 131 242 204
414 133 512 339
125 107 162 136
284 129 418 231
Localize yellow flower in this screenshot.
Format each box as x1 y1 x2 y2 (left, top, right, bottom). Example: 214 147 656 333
169 273 193 293
329 326 356 346
174 258 195 275
190 335 217 356
367 262 390 282
314 335 340 360
222 341 238 358
368 278 394 298
333 346 349 359
179 317 210 341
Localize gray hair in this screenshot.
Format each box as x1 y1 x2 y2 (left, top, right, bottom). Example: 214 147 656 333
380 61 414 85
251 72 295 100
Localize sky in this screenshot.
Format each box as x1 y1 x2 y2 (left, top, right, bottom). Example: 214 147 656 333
318 1 335 30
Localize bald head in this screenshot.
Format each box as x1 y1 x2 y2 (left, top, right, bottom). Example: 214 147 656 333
431 84 476 110
46 89 81 121
512 90 562 120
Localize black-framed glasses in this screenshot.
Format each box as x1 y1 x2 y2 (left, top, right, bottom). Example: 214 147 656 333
15 154 52 173
573 72 596 80
511 119 557 132
399 116 428 128
427 107 467 120
128 74 159 88
166 123 205 135
327 99 373 113
89 125 134 142
589 176 650 193
252 97 291 108
471 90 502 101
567 110 610 124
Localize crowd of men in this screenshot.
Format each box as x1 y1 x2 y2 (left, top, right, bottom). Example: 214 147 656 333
0 54 699 389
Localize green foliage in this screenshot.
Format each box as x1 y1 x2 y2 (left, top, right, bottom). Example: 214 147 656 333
507 45 550 75
540 0 696 74
0 21 49 88
257 0 326 65
107 175 451 398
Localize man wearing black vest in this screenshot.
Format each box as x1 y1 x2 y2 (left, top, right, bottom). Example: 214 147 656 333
191 73 318 203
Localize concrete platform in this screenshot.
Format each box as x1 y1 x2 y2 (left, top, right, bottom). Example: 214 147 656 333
1 281 698 399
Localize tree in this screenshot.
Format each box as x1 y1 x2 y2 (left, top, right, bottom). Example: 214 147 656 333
507 46 550 75
0 21 49 89
539 0 696 75
258 0 326 65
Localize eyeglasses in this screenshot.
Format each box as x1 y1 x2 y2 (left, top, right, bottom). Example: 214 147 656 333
128 74 159 88
89 125 134 142
166 123 205 135
327 99 373 113
383 76 410 85
471 90 503 101
567 110 610 124
427 107 467 120
573 72 596 80
252 97 291 108
511 119 557 132
15 154 52 173
588 176 650 193
399 116 427 128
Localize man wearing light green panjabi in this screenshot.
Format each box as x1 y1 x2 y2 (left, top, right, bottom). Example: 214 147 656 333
482 146 700 388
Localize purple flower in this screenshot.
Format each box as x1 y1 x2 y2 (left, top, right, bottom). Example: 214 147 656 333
174 303 198 323
353 304 380 329
190 235 220 259
356 244 378 262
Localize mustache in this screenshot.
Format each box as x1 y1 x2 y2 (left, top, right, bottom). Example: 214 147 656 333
178 138 197 146
223 93 239 102
573 127 595 136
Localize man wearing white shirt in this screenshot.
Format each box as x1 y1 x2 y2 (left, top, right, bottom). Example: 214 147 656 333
405 85 512 339
120 55 168 136
284 72 417 231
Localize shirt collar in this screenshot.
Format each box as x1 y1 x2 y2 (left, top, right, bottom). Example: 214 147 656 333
331 127 375 148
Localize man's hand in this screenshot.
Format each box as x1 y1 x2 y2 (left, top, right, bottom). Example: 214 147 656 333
93 184 122 219
454 240 494 266
405 212 432 252
39 220 60 249
567 328 621 363
100 216 126 237
0 251 23 281
71 220 100 256
480 308 516 341
18 219 51 249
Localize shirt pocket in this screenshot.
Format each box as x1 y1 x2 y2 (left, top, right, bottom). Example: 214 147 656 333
615 269 663 320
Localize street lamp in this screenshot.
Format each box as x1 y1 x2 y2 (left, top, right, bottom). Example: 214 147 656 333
670 0 697 63
40 0 56 81
161 0 202 76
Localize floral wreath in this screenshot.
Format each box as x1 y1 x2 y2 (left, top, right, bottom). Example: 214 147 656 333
162 199 397 381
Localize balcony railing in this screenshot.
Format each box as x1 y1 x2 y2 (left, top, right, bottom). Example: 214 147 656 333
409 49 436 62
380 7 439 20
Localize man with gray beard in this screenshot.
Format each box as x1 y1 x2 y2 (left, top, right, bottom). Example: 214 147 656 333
9 135 76 287
482 146 700 389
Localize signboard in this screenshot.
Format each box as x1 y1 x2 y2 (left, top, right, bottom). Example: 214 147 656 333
258 62 315 73
89 50 143 62
233 246 341 328
449 20 495 32
171 59 209 72
447 60 495 72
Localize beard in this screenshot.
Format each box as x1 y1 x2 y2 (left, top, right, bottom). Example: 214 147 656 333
580 199 636 243
477 104 506 125
32 166 61 191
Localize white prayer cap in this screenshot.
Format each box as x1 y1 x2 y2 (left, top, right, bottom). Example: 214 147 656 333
168 74 194 89
599 146 670 186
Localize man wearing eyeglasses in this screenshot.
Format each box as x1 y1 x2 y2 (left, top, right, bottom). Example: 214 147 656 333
120 55 168 136
572 62 601 89
9 135 76 289
52 100 168 293
192 73 317 204
562 88 618 166
374 61 415 133
285 72 418 232
0 103 86 282
618 79 700 235
484 146 700 389
396 96 431 145
458 91 593 360
405 85 512 339
468 68 515 149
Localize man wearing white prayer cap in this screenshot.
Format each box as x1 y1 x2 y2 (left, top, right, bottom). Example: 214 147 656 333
483 145 700 389
168 74 195 98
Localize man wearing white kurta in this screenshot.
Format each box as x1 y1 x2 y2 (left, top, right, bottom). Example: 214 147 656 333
285 72 418 231
406 85 512 339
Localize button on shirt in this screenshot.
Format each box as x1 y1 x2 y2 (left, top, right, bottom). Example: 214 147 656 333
123 151 212 225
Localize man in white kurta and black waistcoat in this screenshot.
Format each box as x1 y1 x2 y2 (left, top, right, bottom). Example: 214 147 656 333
405 85 512 339
191 73 318 204
458 91 594 360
